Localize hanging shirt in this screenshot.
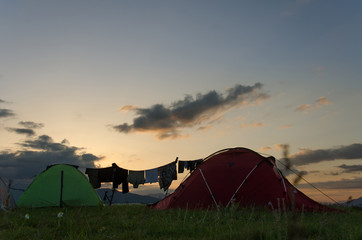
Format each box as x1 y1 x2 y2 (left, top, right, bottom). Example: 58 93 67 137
145 168 158 183
158 161 177 191
127 170 145 188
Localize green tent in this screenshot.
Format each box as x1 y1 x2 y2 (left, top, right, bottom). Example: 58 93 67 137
17 164 102 208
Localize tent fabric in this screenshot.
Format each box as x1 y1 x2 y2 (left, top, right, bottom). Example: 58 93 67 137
17 164 102 208
0 177 16 209
152 147 329 211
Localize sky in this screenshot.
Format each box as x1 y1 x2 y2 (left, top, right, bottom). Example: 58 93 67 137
0 0 361 203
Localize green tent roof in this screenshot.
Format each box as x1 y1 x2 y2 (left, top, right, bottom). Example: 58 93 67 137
17 164 102 208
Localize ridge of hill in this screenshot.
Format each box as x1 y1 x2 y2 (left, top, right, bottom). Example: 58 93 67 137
344 197 362 208
96 188 162 205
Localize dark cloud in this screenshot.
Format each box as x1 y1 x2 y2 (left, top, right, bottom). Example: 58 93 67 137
0 99 15 118
337 164 362 173
0 109 15 118
290 143 362 166
0 135 103 179
6 128 36 136
298 177 362 189
6 121 43 137
113 83 269 139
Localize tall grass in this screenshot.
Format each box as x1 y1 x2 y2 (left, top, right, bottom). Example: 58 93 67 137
1 205 361 240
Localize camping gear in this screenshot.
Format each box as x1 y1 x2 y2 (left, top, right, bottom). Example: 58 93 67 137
0 177 16 209
17 164 102 208
152 147 329 211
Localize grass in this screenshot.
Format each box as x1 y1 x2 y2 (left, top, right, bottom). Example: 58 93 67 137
1 205 361 240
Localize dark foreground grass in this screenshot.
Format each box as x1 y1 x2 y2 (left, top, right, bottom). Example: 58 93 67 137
1 205 361 240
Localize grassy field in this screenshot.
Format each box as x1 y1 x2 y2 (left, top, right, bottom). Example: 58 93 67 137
1 204 361 240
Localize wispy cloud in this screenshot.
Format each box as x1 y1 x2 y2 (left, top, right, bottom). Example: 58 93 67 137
6 121 44 137
18 121 44 129
290 143 362 166
337 164 362 173
298 177 362 189
279 124 292 129
240 121 265 129
0 109 15 118
0 99 15 118
260 146 272 152
6 128 35 136
294 97 330 113
294 104 312 113
113 83 270 140
0 135 103 179
315 97 330 108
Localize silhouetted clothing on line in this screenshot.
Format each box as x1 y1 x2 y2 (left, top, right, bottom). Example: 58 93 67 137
85 163 129 193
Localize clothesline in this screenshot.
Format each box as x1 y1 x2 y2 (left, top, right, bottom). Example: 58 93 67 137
85 158 204 194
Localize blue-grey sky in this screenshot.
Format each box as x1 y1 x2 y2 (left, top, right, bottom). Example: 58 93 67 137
1 0 361 202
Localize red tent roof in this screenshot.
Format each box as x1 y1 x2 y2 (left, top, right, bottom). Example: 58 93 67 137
152 147 330 211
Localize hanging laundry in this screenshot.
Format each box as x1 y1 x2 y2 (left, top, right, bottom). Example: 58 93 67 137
184 161 189 171
195 159 203 167
158 161 177 191
178 161 185 173
185 159 203 172
127 170 145 188
85 163 129 193
112 164 129 193
85 168 101 188
145 168 158 183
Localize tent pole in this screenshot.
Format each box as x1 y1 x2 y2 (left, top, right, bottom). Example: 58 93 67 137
60 170 64 208
226 164 259 208
275 168 288 195
199 168 219 209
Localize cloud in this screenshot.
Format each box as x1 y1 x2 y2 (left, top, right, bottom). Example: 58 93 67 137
113 83 270 140
260 146 272 152
290 143 362 166
119 105 138 112
0 99 15 118
0 135 103 179
294 97 330 113
6 121 44 136
298 177 362 189
0 109 15 118
241 121 265 129
294 104 312 113
337 164 362 173
18 121 44 129
315 97 330 108
6 128 35 136
279 124 292 129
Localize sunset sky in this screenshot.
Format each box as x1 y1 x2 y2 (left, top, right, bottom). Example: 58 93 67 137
1 0 361 203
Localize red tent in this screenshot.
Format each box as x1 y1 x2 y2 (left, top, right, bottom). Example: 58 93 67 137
152 147 329 211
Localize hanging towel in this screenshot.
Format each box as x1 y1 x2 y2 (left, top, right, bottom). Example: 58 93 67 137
127 170 145 188
145 168 158 183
